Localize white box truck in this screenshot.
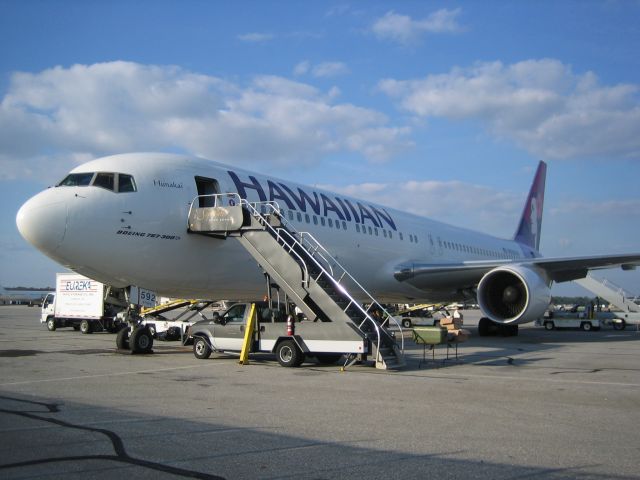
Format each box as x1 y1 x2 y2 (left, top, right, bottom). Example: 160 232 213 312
41 273 128 334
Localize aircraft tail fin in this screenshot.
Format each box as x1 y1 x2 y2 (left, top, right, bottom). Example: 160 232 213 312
513 161 546 251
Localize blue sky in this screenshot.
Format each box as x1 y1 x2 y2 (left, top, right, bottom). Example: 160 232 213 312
1 0 639 296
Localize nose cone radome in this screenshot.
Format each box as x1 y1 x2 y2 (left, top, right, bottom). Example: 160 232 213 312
16 190 68 254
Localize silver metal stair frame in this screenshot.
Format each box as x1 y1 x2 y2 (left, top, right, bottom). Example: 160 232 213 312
188 193 405 369
575 273 639 313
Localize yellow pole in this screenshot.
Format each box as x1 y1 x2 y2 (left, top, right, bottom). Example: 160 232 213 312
238 303 257 365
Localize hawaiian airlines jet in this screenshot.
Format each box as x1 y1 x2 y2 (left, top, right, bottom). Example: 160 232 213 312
15 153 640 335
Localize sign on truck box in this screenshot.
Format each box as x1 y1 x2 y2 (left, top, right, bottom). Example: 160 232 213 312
54 273 104 319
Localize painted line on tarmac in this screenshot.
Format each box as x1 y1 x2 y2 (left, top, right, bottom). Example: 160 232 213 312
411 371 640 388
0 364 215 387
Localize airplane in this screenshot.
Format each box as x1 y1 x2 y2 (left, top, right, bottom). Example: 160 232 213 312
0 285 52 305
15 153 640 335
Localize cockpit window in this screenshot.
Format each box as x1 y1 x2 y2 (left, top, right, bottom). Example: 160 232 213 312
57 172 95 187
118 174 137 193
93 172 115 191
57 171 136 193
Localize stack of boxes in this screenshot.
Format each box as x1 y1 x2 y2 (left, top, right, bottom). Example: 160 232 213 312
441 315 471 343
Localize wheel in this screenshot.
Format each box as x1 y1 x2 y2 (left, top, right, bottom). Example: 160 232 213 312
46 317 56 331
544 321 554 331
478 317 491 336
581 322 592 331
80 319 92 334
116 327 130 350
130 327 153 353
402 319 412 329
316 354 342 365
276 339 304 367
193 337 212 359
613 319 626 331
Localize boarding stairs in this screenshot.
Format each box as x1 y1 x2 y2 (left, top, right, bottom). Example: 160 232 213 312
187 193 405 369
575 273 640 325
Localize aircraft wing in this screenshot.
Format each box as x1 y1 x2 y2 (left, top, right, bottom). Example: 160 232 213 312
395 253 640 290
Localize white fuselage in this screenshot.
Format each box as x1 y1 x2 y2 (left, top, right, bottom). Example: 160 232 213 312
17 153 534 302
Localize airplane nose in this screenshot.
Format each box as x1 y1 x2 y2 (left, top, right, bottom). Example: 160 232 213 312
16 190 68 253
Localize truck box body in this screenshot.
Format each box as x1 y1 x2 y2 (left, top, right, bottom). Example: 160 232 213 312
54 273 104 319
41 273 127 333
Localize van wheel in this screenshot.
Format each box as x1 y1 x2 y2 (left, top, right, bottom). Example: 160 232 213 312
116 328 130 350
613 320 626 331
193 337 212 359
276 340 304 367
402 319 412 329
130 327 153 353
80 319 92 334
581 322 592 331
544 322 554 331
46 318 56 331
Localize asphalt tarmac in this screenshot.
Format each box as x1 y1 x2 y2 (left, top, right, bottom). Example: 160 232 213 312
1 305 639 479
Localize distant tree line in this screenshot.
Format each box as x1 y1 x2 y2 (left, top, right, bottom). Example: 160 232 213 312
551 296 609 306
7 286 54 291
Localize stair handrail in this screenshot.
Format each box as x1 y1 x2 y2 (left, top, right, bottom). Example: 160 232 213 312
267 211 404 356
296 231 404 351
187 192 243 221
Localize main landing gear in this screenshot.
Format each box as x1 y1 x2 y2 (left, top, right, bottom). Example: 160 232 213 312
478 317 519 337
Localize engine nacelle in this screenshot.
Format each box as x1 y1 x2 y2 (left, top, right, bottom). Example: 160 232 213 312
477 265 551 325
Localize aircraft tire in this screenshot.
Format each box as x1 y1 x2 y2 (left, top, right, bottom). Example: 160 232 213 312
478 317 491 336
116 328 130 350
193 337 212 359
46 317 56 331
130 327 153 353
276 340 304 367
80 319 92 334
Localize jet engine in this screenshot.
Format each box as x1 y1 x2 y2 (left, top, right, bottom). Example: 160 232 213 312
477 265 551 324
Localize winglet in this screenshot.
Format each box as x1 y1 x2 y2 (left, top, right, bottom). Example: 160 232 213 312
514 161 546 251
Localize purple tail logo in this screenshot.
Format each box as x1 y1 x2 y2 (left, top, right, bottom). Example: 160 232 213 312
514 162 546 251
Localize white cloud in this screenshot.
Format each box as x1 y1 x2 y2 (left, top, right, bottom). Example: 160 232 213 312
312 62 350 78
237 32 275 42
293 60 349 78
379 59 640 160
0 61 411 180
372 9 462 45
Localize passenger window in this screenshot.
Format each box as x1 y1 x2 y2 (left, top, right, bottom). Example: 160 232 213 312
297 212 302 222
328 218 333 227
305 214 310 223
57 172 95 187
93 172 115 191
321 217 325 226
118 174 137 193
356 224 360 233
313 216 318 225
342 221 347 230
288 210 294 221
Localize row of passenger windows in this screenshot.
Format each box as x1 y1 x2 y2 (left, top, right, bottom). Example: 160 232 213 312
281 209 420 243
57 172 137 193
282 209 519 259
439 238 520 260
